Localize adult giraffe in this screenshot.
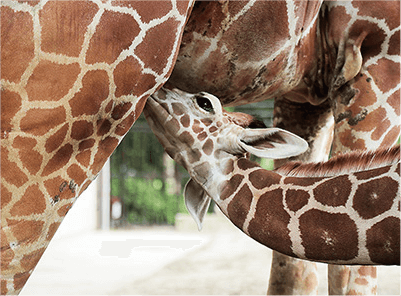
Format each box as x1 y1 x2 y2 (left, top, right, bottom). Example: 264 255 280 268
167 1 400 294
1 0 400 295
1 0 194 294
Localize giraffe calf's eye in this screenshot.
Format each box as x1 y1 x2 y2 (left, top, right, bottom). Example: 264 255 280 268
196 96 214 113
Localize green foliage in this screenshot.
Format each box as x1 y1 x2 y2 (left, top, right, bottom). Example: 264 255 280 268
114 177 181 225
110 119 165 180
259 158 275 170
110 113 184 226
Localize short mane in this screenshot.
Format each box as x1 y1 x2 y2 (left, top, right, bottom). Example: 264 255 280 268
275 145 400 177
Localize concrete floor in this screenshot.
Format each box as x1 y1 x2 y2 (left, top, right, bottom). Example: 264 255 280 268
21 214 400 295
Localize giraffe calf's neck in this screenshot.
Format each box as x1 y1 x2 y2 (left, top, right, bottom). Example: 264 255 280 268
221 147 400 265
144 88 400 266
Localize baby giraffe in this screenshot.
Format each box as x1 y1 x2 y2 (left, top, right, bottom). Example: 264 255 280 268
143 88 400 265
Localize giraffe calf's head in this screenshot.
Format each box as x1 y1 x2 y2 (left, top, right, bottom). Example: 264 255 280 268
144 88 308 230
144 88 308 166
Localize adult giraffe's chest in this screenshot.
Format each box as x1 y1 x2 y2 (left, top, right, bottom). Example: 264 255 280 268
168 0 322 106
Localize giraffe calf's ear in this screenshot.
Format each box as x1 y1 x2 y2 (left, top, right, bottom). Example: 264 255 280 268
238 128 308 159
184 179 212 231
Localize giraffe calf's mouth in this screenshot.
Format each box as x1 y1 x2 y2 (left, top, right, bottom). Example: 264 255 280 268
144 96 170 130
144 96 182 155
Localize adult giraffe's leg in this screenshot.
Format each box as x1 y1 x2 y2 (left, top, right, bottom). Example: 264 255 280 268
321 1 400 293
267 98 334 295
328 60 400 296
327 266 378 295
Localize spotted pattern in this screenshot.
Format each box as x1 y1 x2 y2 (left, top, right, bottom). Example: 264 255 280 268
353 177 399 219
366 217 400 264
1 1 192 294
313 175 352 207
218 157 400 265
3 0 400 294
299 210 359 261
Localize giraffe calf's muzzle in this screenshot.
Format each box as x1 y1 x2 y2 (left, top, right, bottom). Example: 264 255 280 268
144 94 184 160
144 96 168 129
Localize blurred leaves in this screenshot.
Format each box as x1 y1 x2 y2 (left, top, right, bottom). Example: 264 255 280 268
111 178 180 225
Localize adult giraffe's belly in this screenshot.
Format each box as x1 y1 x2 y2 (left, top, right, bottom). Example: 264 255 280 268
168 0 323 106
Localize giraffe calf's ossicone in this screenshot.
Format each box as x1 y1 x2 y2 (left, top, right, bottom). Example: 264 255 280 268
144 88 400 266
